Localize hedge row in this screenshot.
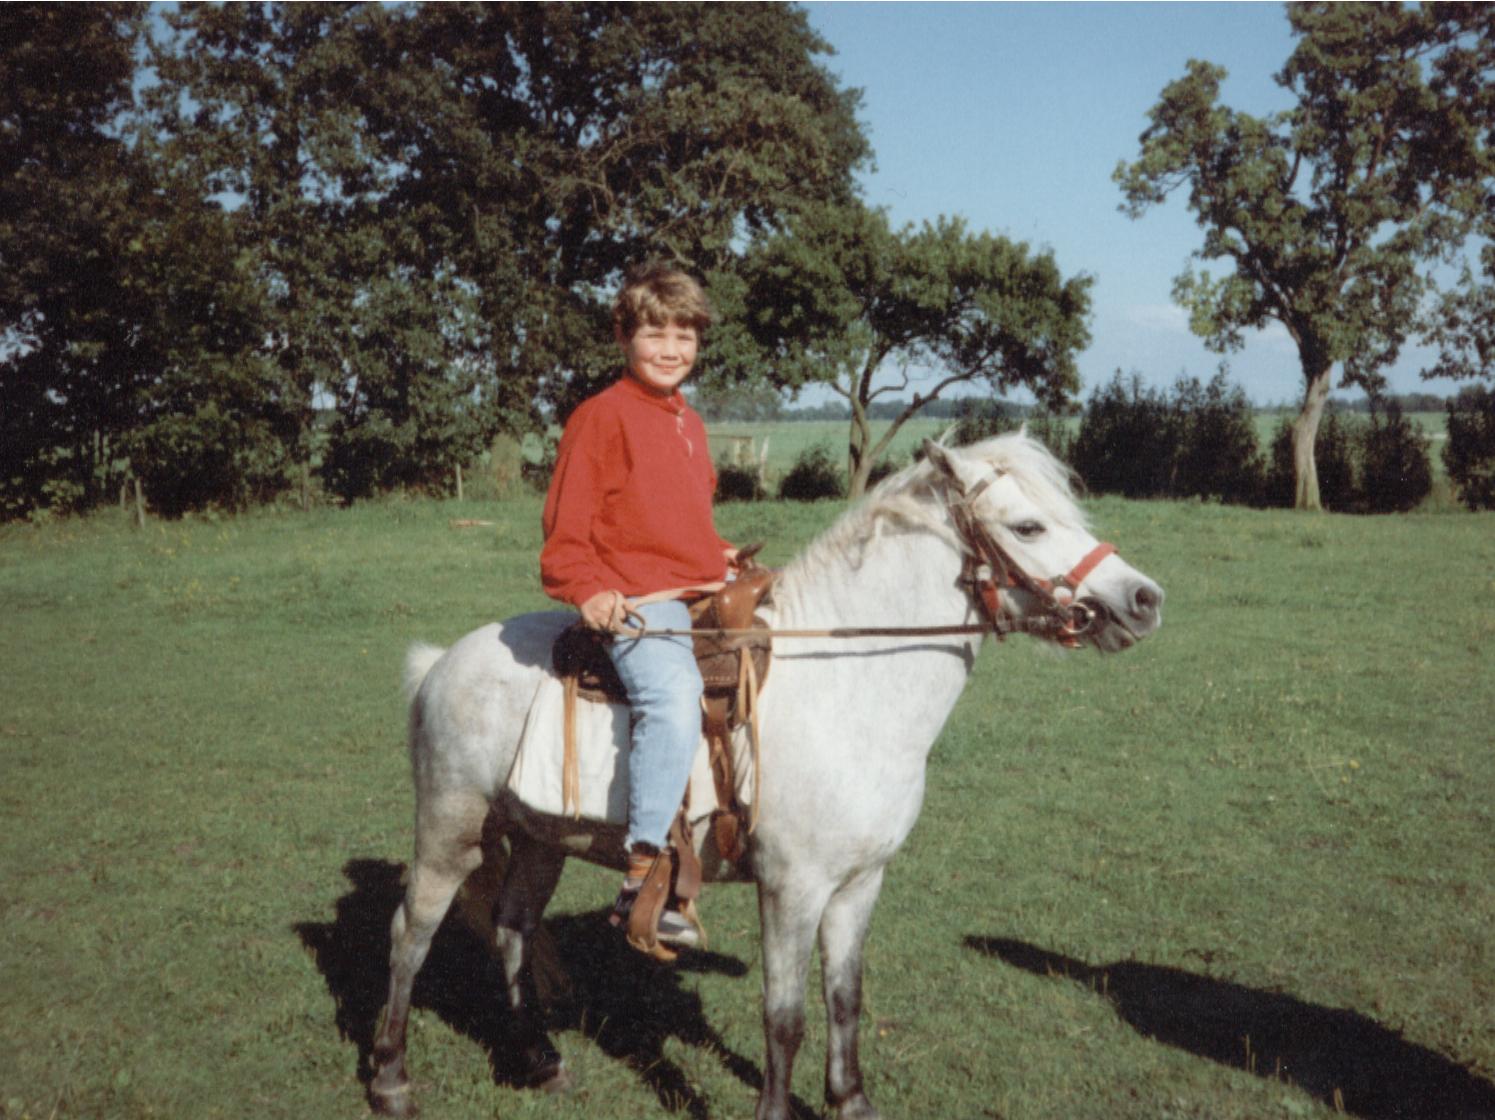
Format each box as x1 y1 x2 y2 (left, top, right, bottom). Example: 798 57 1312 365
733 371 1495 512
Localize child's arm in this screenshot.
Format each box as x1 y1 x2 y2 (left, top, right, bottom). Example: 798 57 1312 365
540 408 615 613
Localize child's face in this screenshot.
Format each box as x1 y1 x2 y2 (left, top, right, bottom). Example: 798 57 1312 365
620 319 699 396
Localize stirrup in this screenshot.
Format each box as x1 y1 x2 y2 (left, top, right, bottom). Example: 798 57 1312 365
609 886 702 950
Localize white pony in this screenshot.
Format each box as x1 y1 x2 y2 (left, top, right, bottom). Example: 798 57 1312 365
370 433 1163 1120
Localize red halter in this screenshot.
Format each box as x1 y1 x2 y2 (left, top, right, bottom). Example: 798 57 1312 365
1041 541 1117 603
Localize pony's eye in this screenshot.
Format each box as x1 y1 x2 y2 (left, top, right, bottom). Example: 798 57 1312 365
1011 520 1045 541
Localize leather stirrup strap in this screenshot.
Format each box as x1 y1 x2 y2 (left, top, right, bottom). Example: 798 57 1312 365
704 696 743 863
703 646 766 866
670 812 702 902
562 673 581 818
669 813 708 951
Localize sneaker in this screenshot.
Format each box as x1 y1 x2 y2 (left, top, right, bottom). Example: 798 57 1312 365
654 907 702 948
608 884 702 949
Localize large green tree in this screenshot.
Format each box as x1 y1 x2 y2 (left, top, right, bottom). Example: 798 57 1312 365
0 3 149 514
117 173 293 516
148 3 503 504
378 1 869 422
148 2 868 504
4 1 868 514
1421 4 1495 386
1423 242 1495 384
1116 2 1494 510
739 201 1092 497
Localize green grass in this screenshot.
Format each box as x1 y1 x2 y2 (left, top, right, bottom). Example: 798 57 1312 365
2 495 1492 1119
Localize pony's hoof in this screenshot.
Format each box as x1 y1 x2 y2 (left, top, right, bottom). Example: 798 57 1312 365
532 1064 571 1094
836 1094 881 1120
369 1078 418 1118
531 1061 575 1095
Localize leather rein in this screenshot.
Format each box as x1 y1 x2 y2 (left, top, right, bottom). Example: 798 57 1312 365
619 469 1117 648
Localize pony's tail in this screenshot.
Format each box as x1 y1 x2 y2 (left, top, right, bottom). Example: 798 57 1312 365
403 642 446 703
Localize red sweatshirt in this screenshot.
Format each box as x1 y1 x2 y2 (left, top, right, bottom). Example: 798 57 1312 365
541 377 731 608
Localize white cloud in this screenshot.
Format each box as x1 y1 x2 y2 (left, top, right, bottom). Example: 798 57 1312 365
1123 304 1192 333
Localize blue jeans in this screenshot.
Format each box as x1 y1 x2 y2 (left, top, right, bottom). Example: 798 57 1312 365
607 599 703 851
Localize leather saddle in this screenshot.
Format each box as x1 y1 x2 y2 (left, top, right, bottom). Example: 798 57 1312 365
552 565 775 714
549 563 776 849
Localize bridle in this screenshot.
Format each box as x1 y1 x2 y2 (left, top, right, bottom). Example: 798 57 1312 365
944 469 1117 648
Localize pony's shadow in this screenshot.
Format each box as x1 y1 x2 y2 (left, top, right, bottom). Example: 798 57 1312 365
295 858 815 1120
967 936 1495 1120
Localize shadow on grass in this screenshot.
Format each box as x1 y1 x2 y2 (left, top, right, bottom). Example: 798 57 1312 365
295 858 811 1119
966 936 1495 1120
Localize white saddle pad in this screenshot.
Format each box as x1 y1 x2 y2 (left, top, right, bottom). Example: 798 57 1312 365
507 673 751 826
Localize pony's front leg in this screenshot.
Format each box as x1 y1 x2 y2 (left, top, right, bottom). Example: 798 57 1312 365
755 878 826 1120
819 868 886 1120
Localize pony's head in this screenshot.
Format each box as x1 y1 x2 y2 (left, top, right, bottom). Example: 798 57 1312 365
920 433 1163 652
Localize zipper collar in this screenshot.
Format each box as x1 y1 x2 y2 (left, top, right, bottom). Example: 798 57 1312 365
617 373 686 415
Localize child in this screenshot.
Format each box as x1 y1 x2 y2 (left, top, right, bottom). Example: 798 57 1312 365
540 263 738 947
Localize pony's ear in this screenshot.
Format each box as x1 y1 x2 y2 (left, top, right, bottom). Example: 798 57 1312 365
922 439 964 486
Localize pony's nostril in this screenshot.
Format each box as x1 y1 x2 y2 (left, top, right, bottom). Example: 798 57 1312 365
1132 582 1162 619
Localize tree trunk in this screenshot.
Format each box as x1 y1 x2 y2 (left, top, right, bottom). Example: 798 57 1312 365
1292 362 1334 511
848 401 920 499
846 408 872 499
848 456 874 499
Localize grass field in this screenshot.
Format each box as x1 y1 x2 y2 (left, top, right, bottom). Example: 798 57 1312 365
704 418 949 476
2 489 1493 1119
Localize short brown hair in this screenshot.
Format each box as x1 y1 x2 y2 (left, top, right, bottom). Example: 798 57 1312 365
612 263 713 339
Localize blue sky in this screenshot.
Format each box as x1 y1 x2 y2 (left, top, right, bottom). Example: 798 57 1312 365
800 1 1448 406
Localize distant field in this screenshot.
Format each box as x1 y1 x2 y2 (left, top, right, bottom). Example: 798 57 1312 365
1249 409 1447 446
2 489 1491 1119
707 412 1448 478
706 417 949 476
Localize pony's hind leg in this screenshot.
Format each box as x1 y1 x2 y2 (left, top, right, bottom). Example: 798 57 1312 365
490 830 571 1092
819 868 886 1120
370 793 488 1118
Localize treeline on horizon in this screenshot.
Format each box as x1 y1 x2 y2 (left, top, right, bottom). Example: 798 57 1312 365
690 387 1458 424
720 371 1494 514
4 3 1492 521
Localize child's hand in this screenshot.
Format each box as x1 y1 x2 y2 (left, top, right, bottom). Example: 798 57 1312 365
580 589 626 632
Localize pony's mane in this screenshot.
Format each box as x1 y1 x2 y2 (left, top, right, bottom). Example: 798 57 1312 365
778 431 1087 588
